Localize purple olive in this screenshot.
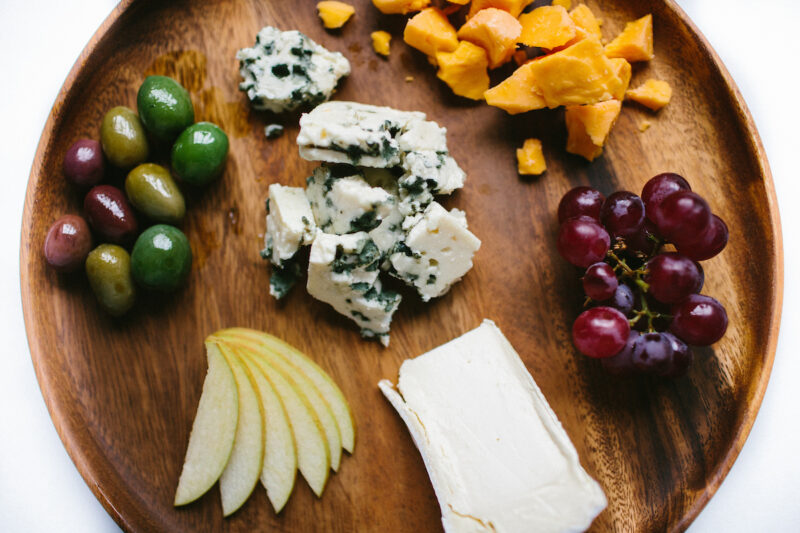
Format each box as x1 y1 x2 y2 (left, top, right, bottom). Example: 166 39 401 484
43 215 92 272
63 139 104 187
84 185 138 243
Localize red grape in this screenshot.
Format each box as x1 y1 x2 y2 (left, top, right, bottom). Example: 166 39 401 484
610 283 635 315
660 333 693 377
651 191 712 247
582 262 618 301
625 219 661 255
601 330 640 375
572 307 630 358
600 191 645 237
558 186 605 223
670 294 728 345
676 215 729 261
644 252 703 304
641 173 690 220
631 332 674 374
557 217 611 268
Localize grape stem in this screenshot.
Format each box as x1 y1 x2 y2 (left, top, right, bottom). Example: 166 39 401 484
606 249 667 333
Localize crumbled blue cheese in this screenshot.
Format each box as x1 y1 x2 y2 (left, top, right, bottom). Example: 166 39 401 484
306 165 395 234
390 202 481 302
237 26 350 113
265 184 317 266
307 232 402 346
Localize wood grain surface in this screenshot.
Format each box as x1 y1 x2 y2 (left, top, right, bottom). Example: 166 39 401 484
20 0 782 531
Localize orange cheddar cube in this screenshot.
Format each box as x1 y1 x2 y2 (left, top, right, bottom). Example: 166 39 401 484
448 0 470 4
404 8 459 58
526 37 624 107
484 62 547 114
565 99 621 161
457 8 522 68
317 1 355 29
371 31 392 56
436 41 491 100
605 14 654 62
467 0 534 19
626 78 672 110
518 6 576 49
373 0 429 15
516 138 546 175
553 0 571 9
569 4 602 40
609 57 631 100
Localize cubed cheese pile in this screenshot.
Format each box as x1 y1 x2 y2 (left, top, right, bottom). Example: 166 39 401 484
371 1 672 165
263 101 481 346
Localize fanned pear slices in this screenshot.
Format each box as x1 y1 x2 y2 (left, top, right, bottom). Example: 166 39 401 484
174 329 354 516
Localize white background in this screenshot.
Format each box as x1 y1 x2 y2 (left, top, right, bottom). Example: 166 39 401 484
0 1 797 531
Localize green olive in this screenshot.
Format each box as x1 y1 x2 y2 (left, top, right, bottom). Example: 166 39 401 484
100 106 149 168
85 244 136 316
125 163 185 224
131 224 192 291
137 75 194 143
171 122 229 186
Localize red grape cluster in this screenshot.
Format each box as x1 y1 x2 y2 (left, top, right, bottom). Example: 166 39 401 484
557 173 730 378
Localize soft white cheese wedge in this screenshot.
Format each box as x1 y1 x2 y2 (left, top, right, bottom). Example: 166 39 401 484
379 320 607 533
265 184 317 267
389 202 481 301
307 232 401 346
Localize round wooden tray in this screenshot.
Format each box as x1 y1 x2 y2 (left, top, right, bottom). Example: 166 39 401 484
21 0 782 531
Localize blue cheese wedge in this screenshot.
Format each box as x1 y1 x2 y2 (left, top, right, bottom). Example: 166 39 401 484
237 26 350 113
379 320 607 533
263 184 317 299
307 232 402 346
306 165 395 235
389 202 481 301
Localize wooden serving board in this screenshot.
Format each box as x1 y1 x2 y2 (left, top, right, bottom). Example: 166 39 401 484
20 0 782 531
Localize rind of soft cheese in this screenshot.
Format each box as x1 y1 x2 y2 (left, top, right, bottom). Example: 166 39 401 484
307 232 402 346
379 320 607 533
389 202 481 301
237 26 350 113
265 184 317 266
297 101 425 167
306 165 395 234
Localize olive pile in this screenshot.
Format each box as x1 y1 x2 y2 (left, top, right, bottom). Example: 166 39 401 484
43 75 229 316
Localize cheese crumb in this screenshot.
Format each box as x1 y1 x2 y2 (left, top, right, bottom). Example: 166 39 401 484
405 75 415 82
626 78 672 111
516 138 547 175
639 120 651 132
317 1 355 29
371 30 392 56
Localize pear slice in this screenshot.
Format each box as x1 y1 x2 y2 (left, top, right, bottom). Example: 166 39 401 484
236 347 298 513
217 344 265 516
216 333 343 472
237 347 331 497
216 328 356 454
174 342 238 506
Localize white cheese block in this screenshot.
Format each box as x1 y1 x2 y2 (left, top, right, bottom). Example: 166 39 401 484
265 184 317 267
389 202 481 301
237 26 350 113
378 320 607 533
307 232 401 346
306 165 394 235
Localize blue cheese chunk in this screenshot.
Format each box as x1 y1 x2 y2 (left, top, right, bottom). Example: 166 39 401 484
264 184 317 267
397 151 467 216
307 233 402 346
297 101 425 167
306 165 394 234
237 26 350 113
390 202 481 302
